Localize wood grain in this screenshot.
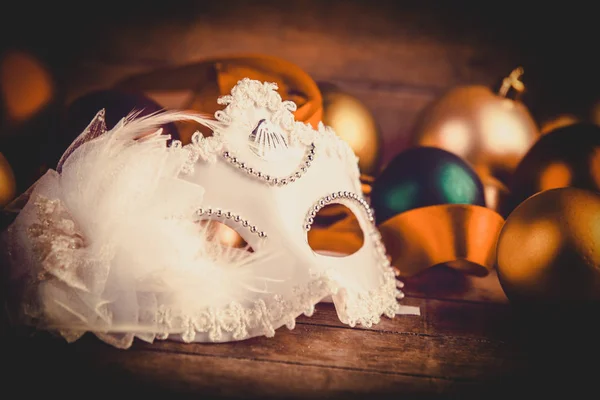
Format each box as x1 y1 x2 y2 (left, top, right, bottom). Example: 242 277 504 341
3 330 485 399
297 298 513 342
7 292 597 399
124 317 523 382
78 348 485 399
71 2 507 87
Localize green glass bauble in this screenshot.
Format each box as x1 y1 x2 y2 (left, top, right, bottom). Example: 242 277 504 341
371 147 486 224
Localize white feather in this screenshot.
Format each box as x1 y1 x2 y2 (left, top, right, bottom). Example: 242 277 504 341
7 110 290 346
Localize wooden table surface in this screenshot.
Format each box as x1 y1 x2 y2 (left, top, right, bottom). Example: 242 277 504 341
3 266 599 399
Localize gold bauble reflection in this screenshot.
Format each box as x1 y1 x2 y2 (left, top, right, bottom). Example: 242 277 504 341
319 83 382 176
0 153 17 207
411 78 539 184
497 188 600 304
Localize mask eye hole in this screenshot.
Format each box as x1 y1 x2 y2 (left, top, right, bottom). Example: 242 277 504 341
307 204 365 257
198 220 254 252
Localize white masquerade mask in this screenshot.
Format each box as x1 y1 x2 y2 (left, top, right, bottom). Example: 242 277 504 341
2 78 416 349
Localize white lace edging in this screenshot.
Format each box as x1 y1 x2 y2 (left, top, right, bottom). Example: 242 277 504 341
152 270 401 344
174 78 362 189
43 270 401 348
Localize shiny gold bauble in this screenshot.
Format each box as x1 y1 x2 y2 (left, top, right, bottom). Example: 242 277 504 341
411 68 539 185
319 83 382 176
496 187 600 304
0 153 17 207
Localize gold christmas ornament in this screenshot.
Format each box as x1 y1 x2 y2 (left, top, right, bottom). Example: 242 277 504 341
410 67 540 185
319 83 382 176
496 187 600 304
0 152 17 207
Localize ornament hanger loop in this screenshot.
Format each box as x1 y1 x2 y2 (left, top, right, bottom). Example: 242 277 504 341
498 66 525 98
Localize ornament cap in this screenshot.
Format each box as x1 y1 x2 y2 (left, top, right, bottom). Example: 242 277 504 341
498 67 525 99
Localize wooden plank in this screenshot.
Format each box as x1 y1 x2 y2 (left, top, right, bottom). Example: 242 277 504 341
126 318 524 381
79 348 481 398
5 309 598 399
2 332 482 398
297 298 513 342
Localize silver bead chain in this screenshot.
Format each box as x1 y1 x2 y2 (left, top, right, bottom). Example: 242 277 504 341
304 191 374 232
196 208 267 238
222 143 316 186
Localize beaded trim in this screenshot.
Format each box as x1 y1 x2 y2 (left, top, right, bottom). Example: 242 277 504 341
196 207 267 238
304 191 374 231
222 143 316 186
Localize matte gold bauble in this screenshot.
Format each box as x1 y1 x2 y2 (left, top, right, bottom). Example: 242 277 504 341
0 153 17 207
497 187 600 304
411 67 540 184
319 83 382 176
116 54 322 143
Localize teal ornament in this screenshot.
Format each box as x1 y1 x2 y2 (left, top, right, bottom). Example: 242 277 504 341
371 146 486 224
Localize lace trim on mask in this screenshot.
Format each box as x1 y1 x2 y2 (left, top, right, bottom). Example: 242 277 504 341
27 196 88 289
173 78 361 192
195 207 267 238
152 269 400 343
155 205 399 343
214 79 297 134
170 133 223 175
38 267 400 348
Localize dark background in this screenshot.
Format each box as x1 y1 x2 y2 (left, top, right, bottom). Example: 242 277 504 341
1 0 599 187
2 1 597 114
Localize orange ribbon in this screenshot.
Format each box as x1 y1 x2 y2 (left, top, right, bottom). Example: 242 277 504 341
115 54 323 142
